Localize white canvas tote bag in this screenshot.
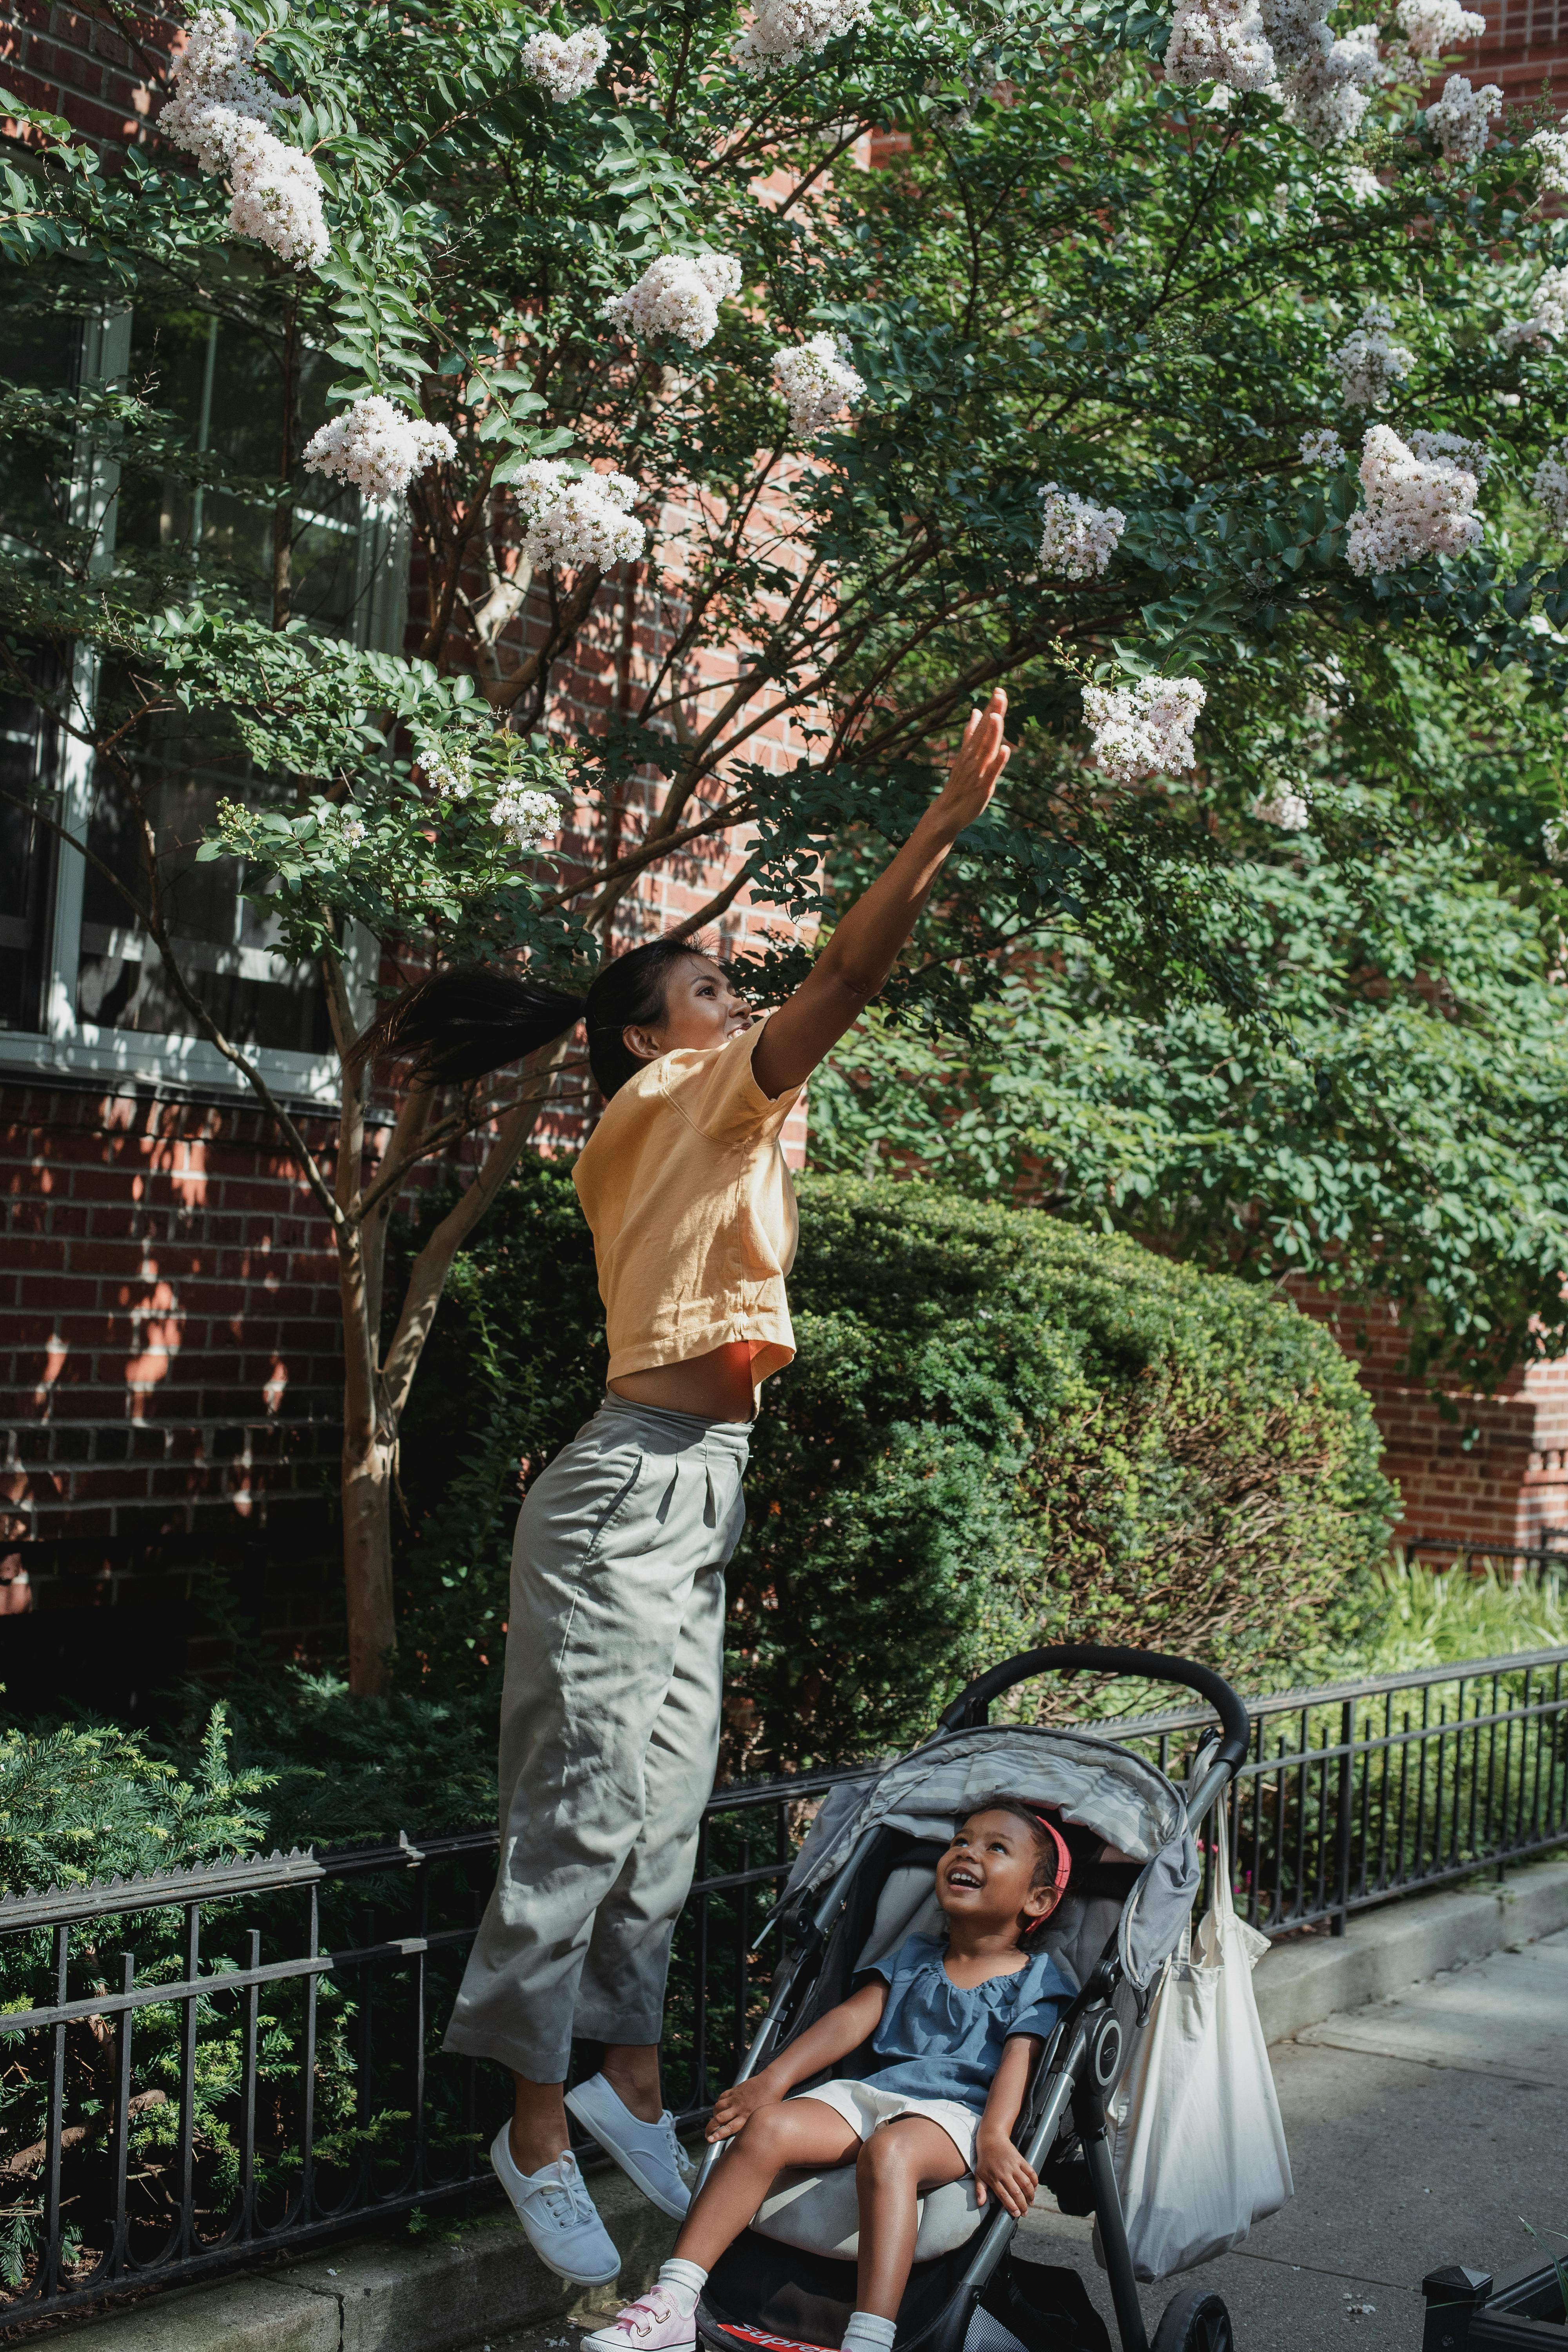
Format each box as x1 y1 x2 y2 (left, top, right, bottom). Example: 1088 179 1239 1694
1105 1800 1293 2280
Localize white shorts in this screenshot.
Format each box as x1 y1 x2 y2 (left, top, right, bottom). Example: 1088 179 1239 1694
789 2077 980 2170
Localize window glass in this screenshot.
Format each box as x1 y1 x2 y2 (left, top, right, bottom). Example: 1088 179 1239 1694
77 307 385 1053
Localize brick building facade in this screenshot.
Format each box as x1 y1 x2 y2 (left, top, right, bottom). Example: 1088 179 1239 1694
2 2 1564 1713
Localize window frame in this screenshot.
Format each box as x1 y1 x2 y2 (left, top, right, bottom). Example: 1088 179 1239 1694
0 308 405 1104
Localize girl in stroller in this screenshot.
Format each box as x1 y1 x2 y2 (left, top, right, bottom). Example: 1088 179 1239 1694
586 1799 1076 2352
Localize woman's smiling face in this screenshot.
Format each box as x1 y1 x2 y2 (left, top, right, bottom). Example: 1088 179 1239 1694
936 1807 1057 1940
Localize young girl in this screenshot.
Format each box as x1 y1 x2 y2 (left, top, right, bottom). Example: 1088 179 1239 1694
584 1798 1075 2352
384 693 1014 2286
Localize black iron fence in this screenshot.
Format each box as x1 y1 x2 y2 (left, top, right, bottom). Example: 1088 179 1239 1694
2 1645 1564 2333
1403 1537 1568 1592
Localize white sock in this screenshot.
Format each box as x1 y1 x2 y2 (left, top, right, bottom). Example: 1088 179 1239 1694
842 2312 898 2352
656 2259 708 2315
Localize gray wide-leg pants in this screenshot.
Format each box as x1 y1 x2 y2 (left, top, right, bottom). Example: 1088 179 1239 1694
442 1394 750 2083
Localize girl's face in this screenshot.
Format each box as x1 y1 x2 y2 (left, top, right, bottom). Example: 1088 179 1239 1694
936 1808 1058 1942
623 954 753 1065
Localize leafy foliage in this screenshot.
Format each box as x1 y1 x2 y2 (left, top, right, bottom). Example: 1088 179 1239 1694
395 1165 1397 1768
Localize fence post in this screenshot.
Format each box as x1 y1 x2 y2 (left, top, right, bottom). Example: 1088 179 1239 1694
1332 1698 1354 1936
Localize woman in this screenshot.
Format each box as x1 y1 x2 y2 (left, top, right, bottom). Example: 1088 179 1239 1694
386 689 1012 2286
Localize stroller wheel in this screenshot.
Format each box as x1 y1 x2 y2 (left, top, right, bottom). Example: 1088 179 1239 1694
1151 2289 1234 2352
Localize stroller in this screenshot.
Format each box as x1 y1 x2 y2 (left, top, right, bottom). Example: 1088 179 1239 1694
693 1644 1252 2352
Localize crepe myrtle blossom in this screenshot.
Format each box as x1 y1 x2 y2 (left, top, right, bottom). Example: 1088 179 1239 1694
1528 124 1568 195
303 397 458 502
1299 427 1345 465
1083 677 1206 784
511 461 646 572
338 812 368 847
421 746 476 801
1532 446 1568 534
1037 485 1127 579
1394 0 1485 56
520 25 609 99
604 253 743 351
1543 816 1568 864
1343 165 1383 200
1425 73 1502 161
1259 0 1387 147
733 0 871 73
1346 423 1483 574
1330 301 1416 410
773 334 866 440
490 783 562 853
1407 427 1494 482
158 8 328 270
1164 0 1276 93
1499 267 1568 355
1252 790 1312 829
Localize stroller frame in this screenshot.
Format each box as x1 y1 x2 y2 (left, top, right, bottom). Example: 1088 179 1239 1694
693 1644 1252 2352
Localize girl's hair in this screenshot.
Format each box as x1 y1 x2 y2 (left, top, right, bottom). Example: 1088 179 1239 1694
959 1794 1073 1945
372 938 713 1101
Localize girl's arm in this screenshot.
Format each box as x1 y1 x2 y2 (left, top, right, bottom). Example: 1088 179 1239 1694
705 1982 888 2142
750 689 1012 1099
973 2035 1043 2218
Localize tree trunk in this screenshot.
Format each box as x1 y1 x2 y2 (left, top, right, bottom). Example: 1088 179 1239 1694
341 1419 397 1696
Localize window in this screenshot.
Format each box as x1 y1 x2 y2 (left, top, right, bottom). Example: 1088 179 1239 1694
0 303 405 1097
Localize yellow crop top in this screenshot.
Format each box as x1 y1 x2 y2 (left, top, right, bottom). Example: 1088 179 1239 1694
572 1016 804 1384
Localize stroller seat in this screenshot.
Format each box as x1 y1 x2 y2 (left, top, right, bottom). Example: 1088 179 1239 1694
749 1849 1138 2261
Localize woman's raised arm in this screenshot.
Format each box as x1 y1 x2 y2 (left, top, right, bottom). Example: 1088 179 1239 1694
750 688 1012 1100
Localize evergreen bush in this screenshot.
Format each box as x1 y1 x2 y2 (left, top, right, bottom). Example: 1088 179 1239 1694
394 1167 1397 1769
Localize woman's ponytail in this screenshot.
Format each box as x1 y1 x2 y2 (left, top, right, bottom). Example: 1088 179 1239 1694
372 967 588 1085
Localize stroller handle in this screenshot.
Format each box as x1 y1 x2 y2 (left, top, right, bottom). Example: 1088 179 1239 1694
938 1641 1252 1772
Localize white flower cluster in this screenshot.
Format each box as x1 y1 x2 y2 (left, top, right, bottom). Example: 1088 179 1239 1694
1330 301 1416 410
733 0 871 73
1343 165 1383 200
1528 125 1568 196
1543 816 1568 865
339 811 368 847
1425 72 1501 162
1394 0 1484 56
422 746 476 800
1037 484 1127 579
773 334 866 440
510 461 646 572
1083 677 1206 784
1299 426 1345 464
1165 0 1276 94
1499 267 1568 355
604 252 743 350
1408 426 1493 481
1252 790 1312 829
1531 445 1568 534
520 25 609 99
303 396 458 502
1346 423 1483 574
158 8 328 270
1259 0 1387 147
490 783 561 853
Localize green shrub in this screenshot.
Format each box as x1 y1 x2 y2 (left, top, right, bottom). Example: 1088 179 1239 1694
395 1166 1396 1771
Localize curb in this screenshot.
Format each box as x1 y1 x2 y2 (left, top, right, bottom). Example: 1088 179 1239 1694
1254 1852 1568 2044
57 2158 681 2352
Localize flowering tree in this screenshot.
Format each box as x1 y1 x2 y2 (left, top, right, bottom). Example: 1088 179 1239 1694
4 0 1568 1688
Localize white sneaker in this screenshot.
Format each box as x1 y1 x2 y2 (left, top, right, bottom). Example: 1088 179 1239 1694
564 2073 696 2221
489 2125 621 2286
583 2287 699 2352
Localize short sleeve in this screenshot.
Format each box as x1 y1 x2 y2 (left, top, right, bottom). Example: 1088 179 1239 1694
1005 1953 1072 2043
864 1932 938 1988
659 1016 801 1145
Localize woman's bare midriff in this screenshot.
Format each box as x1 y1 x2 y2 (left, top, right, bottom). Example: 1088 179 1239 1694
610 1341 760 1423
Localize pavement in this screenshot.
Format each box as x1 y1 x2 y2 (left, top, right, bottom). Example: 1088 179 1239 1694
452 1929 1568 2352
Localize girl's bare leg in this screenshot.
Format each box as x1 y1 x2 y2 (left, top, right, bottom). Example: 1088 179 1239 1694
675 2101 861 2271
853 2120 968 2318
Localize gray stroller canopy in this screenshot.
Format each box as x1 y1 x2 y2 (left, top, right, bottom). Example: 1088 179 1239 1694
783 1722 1200 1991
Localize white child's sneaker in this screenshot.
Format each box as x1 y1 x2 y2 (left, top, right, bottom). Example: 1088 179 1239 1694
489 2126 621 2285
583 2287 699 2352
565 2073 696 2220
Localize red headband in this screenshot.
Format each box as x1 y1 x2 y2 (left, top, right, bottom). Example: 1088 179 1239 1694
1026 1809 1073 1898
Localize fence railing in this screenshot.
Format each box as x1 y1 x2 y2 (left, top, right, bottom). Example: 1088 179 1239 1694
1 1645 1564 2333
1404 1536 1568 1592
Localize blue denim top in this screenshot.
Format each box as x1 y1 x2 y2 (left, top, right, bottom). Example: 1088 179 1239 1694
862 1932 1073 2114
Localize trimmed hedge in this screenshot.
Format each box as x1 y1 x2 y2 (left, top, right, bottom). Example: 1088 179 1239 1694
394 1169 1396 1770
